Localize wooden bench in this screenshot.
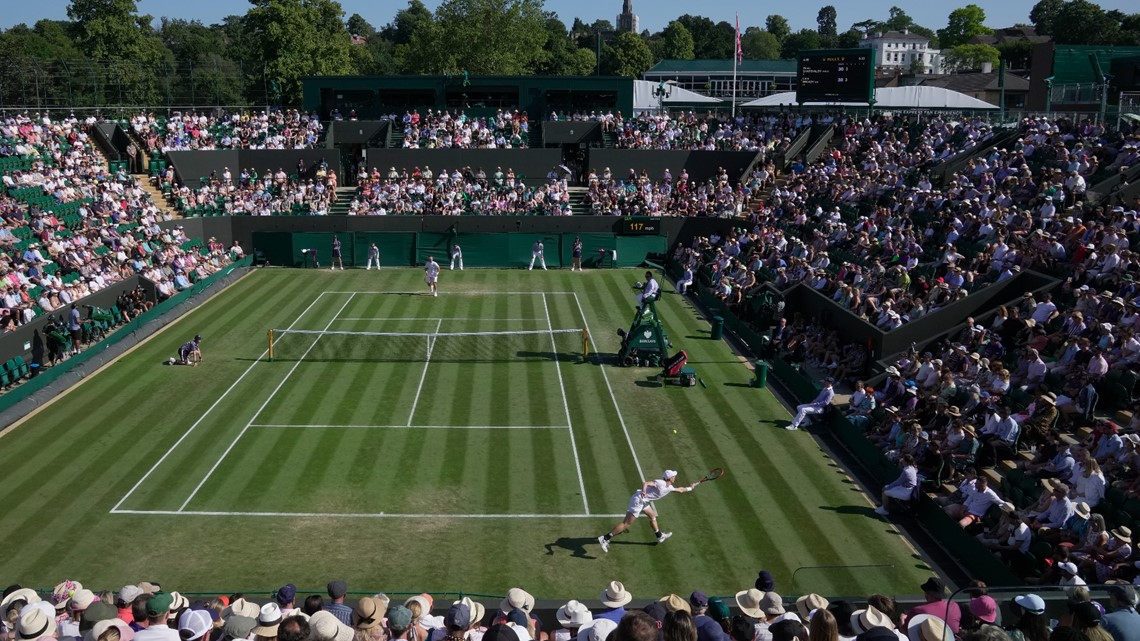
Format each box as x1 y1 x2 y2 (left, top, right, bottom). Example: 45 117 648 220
982 467 1003 487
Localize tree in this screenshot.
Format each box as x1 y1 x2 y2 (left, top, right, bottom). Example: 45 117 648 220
817 6 838 37
243 0 354 104
741 27 780 60
536 16 595 75
937 4 991 49
1029 0 1064 36
941 43 1000 71
909 57 926 74
780 29 821 58
837 28 862 48
660 21 695 60
397 0 549 75
604 31 653 77
765 15 790 41
346 13 376 38
1051 0 1119 45
994 39 1034 69
67 0 173 105
675 15 732 59
381 0 433 46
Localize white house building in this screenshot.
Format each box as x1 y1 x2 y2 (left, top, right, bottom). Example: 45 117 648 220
859 29 944 74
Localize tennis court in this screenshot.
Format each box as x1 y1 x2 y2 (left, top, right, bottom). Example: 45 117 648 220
0 268 934 598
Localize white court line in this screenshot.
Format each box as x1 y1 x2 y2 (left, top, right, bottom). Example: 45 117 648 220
250 424 569 430
544 293 590 515
335 318 543 322
573 292 645 480
324 291 577 295
177 294 356 512
110 292 329 513
111 509 628 519
406 319 443 426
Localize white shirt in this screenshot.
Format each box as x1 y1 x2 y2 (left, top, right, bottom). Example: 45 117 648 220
643 277 660 299
425 261 440 277
641 479 678 502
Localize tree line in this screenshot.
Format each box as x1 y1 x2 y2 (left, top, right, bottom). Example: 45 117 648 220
0 0 1138 109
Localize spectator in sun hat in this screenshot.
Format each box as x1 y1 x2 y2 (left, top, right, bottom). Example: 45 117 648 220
85 616 135 641
734 589 765 621
849 606 897 638
905 615 954 641
168 595 190 628
275 586 298 617
352 598 384 633
659 596 691 616
596 582 632 624
324 583 351 627
797 596 829 623
179 610 213 641
61 590 98 639
136 593 178 641
405 595 441 636
554 601 592 641
968 595 998 629
499 590 534 618
254 603 284 639
17 606 58 641
80 601 119 637
308 611 352 641
222 615 257 641
904 579 960 634
54 582 85 613
578 618 618 641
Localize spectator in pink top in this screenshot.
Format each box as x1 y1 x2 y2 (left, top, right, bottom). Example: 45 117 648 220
903 578 961 634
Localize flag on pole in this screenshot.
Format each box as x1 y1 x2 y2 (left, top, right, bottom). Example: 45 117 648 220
735 14 743 64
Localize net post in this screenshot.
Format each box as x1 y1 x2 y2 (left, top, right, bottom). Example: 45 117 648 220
583 329 589 359
267 329 274 362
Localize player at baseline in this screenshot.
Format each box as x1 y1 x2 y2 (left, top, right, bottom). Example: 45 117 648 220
450 243 464 270
597 470 695 552
366 242 381 270
529 240 547 270
331 235 345 271
425 256 441 297
571 236 584 271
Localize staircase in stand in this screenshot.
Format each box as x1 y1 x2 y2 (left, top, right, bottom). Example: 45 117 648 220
329 187 356 216
567 186 589 215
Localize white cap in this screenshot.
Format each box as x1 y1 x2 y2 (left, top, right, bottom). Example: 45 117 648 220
663 470 678 480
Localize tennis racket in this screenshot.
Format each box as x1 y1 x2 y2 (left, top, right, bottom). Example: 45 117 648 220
692 467 725 488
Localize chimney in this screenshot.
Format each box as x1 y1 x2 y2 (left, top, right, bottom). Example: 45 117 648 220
902 27 908 35
981 61 993 73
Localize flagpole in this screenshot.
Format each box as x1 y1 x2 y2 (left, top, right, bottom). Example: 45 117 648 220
732 13 739 118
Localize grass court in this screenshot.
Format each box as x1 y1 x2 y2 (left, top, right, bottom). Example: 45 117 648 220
0 267 933 598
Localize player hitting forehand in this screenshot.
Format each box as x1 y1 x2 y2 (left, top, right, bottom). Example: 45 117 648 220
597 470 695 552
425 256 441 297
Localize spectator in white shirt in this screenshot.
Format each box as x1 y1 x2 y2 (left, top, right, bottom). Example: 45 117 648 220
945 476 1003 527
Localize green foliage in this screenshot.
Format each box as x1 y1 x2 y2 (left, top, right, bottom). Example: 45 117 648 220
675 15 732 59
837 28 863 49
346 13 376 38
66 0 173 105
661 20 695 60
604 31 653 77
536 17 596 75
1051 0 1120 45
994 39 1034 69
765 15 791 41
942 43 1000 71
909 57 926 74
397 0 549 75
741 27 781 60
243 0 354 105
937 4 991 49
381 0 432 46
781 29 822 59
1029 0 1064 36
817 6 838 37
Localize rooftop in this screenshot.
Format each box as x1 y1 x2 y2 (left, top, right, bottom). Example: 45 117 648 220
864 30 930 42
645 59 798 75
919 72 1030 93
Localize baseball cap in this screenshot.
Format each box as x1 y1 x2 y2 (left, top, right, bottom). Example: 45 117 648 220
919 578 945 595
1013 594 1045 615
275 585 297 606
690 592 709 608
707 598 730 622
446 603 472 630
327 581 347 599
118 587 142 606
147 593 174 617
386 606 413 632
179 609 213 641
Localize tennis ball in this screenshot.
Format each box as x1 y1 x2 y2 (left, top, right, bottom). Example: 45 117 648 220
672 429 678 434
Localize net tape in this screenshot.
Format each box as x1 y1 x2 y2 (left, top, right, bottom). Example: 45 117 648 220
269 328 584 363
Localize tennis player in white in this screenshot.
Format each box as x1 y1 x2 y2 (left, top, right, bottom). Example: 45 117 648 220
597 470 695 552
529 240 547 270
425 256 441 296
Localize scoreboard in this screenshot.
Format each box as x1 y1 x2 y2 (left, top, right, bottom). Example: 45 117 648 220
797 49 876 104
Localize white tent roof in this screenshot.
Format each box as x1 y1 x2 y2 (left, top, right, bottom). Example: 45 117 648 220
633 80 722 112
741 86 997 109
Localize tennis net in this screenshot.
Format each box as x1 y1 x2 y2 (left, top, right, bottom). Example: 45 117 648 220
267 328 588 363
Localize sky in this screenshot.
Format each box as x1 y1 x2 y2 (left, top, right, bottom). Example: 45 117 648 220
1 0 1137 37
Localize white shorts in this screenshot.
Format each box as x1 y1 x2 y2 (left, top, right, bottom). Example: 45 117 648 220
426 275 438 284
626 492 653 518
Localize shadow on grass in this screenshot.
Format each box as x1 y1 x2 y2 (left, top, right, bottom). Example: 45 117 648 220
543 537 602 559
819 504 879 517
685 335 711 340
759 418 793 430
635 379 664 388
722 382 753 388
